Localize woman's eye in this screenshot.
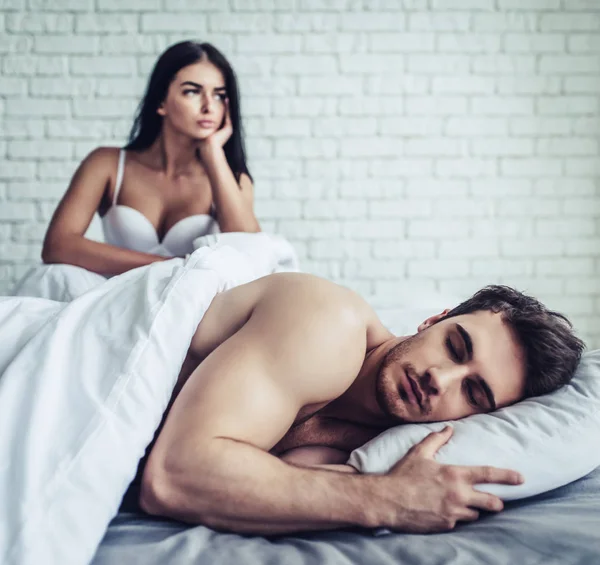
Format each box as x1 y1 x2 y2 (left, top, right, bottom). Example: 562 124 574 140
214 93 226 102
183 89 198 96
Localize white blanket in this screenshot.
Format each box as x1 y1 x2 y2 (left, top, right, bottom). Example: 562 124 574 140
11 232 299 302
0 238 288 565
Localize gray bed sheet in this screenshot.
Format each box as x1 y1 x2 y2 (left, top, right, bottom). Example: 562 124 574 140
93 467 600 565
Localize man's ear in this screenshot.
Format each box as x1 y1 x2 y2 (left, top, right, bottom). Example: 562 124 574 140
417 308 451 332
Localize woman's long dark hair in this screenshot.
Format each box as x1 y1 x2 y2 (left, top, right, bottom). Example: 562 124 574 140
125 41 251 182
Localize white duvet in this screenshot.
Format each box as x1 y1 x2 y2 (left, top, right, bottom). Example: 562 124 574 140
0 238 287 565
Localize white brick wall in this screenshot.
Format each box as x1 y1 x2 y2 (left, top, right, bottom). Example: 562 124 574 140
0 0 599 348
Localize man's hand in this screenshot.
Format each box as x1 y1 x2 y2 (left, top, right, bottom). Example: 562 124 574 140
374 426 523 533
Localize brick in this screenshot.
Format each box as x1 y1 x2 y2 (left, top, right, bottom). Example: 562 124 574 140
409 12 470 31
37 161 79 180
438 33 501 53
340 138 402 157
340 13 405 31
9 140 72 159
29 0 93 10
275 138 337 158
472 55 535 74
341 220 404 239
473 13 537 31
70 56 136 76
366 75 429 94
277 220 342 239
11 221 47 242
565 239 600 256
369 158 434 179
504 33 565 53
501 238 564 257
436 158 497 177
498 197 561 216
409 258 470 278
313 117 376 137
209 13 272 32
540 13 600 31
471 259 534 277
534 178 596 196
439 238 499 258
0 161 36 179
344 258 407 279
34 36 97 54
497 76 561 95
406 179 469 196
572 117 600 135
100 36 162 55
142 14 207 32
95 77 145 97
406 96 467 115
75 14 138 33
30 77 94 97
238 77 296 97
8 181 67 200
304 33 368 53
446 117 507 136
566 158 600 176
305 159 368 179
6 98 69 117
236 35 302 54
0 243 39 261
369 199 431 218
263 118 310 137
0 77 26 95
499 0 559 8
540 55 600 74
471 138 534 156
274 55 337 75
274 13 339 32
538 96 597 115
432 76 494 94
500 158 563 176
3 55 66 76
372 239 435 259
472 96 534 115
470 218 534 237
340 97 404 116
304 200 367 219
381 117 443 136
509 117 571 136
340 54 404 73
309 239 370 259
564 77 600 94
255 200 301 219
470 179 531 197
0 0 24 8
401 214 449 239
564 198 600 217
7 12 73 32
433 198 494 217
97 0 160 9
0 202 36 220
252 159 302 179
0 35 33 54
232 0 294 8
72 99 136 118
0 119 44 141
407 54 469 74
405 138 466 156
537 138 598 156
370 33 435 52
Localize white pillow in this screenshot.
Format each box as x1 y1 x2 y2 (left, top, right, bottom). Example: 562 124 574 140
348 349 600 500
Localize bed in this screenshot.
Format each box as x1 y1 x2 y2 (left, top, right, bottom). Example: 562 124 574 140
93 467 600 565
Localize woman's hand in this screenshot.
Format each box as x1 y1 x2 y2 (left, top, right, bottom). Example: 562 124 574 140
199 100 232 156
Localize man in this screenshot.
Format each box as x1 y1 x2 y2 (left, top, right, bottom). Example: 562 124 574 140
138 272 584 534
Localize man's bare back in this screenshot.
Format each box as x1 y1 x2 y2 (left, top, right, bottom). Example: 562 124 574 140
136 272 529 535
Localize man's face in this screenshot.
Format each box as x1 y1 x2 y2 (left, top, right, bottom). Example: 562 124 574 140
375 310 526 423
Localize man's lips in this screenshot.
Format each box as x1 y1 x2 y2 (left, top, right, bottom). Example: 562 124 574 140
407 374 424 412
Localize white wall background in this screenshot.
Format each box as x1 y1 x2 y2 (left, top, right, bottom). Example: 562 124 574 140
0 0 598 347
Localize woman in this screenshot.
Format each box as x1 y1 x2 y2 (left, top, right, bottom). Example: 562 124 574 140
13 41 260 300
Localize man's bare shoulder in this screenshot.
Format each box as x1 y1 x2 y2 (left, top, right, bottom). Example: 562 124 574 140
189 272 375 361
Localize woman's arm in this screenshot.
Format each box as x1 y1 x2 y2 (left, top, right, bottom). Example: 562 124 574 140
198 106 261 233
43 147 169 276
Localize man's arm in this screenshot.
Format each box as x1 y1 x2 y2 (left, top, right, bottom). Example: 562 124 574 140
140 281 522 534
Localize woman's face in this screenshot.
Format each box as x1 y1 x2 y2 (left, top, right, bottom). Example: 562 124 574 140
158 58 227 140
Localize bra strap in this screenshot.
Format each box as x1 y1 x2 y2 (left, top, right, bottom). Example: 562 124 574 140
113 149 126 206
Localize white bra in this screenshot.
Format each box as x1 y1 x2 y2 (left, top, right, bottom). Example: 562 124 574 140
101 149 219 258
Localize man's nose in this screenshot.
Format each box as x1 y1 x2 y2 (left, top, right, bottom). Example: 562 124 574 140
425 365 468 396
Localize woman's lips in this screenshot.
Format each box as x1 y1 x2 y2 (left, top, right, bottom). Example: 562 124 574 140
197 120 215 128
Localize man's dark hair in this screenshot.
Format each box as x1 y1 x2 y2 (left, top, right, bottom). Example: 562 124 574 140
442 285 585 399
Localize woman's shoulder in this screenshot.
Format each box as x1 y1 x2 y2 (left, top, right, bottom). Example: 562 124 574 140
83 146 122 165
